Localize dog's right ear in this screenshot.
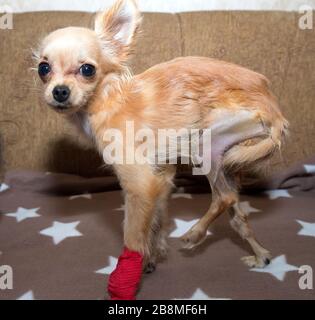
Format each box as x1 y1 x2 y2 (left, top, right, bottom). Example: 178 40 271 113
94 0 142 63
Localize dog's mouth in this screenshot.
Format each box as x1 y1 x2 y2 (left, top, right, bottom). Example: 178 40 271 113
46 94 87 114
55 104 70 111
48 101 73 113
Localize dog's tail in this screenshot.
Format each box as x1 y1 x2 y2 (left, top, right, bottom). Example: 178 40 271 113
223 113 289 168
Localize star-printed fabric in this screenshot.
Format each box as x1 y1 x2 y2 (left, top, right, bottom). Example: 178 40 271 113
0 159 315 300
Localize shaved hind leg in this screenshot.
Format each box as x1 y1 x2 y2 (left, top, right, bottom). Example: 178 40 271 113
181 170 238 249
181 108 267 248
181 108 271 251
229 202 271 268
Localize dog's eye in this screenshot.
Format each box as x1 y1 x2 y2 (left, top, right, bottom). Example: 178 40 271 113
80 64 96 77
38 62 51 77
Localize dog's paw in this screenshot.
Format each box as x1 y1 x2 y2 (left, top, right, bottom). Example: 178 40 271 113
180 227 207 250
156 246 168 260
241 253 272 268
156 237 168 260
143 262 156 274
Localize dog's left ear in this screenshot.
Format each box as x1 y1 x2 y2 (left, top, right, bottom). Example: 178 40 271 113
94 0 142 62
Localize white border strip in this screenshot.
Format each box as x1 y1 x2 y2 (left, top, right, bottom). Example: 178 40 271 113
1 0 315 13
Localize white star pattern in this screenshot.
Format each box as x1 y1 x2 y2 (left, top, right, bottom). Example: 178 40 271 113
175 288 230 300
17 290 35 300
39 221 83 245
3 160 315 300
169 219 212 238
95 256 118 275
296 220 315 238
250 255 298 281
5 207 40 223
0 183 9 192
304 164 315 174
69 193 92 200
171 193 193 199
264 189 292 200
239 201 260 215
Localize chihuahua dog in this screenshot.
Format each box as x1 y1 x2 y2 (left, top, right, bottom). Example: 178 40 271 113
36 0 288 271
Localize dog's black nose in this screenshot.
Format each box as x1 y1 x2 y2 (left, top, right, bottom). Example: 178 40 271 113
53 85 70 103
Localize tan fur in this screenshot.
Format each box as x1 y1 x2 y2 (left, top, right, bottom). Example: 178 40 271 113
37 0 288 270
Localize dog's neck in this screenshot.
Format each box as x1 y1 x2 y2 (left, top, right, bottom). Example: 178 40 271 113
70 78 128 140
69 110 94 139
69 71 133 145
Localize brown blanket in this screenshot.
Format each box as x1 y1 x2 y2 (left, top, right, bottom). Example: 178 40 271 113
0 160 315 300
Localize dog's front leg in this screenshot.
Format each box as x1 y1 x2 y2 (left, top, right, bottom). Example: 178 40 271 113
123 188 156 264
108 164 165 299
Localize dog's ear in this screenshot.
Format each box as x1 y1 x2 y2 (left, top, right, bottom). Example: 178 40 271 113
94 0 142 63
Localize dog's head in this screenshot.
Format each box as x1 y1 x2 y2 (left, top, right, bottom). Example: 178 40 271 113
35 0 141 114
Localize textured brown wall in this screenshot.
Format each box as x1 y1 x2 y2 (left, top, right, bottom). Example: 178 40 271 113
0 11 314 176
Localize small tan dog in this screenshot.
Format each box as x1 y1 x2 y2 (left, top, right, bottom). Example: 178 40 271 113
36 0 288 272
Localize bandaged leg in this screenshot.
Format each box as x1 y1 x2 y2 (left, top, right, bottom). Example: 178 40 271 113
107 183 153 299
107 189 150 300
108 247 143 300
108 164 169 299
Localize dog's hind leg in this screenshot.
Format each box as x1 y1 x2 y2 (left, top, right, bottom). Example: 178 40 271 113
181 109 269 249
229 202 272 268
181 169 238 249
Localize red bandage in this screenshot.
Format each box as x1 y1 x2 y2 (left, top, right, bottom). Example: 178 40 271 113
108 247 143 300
